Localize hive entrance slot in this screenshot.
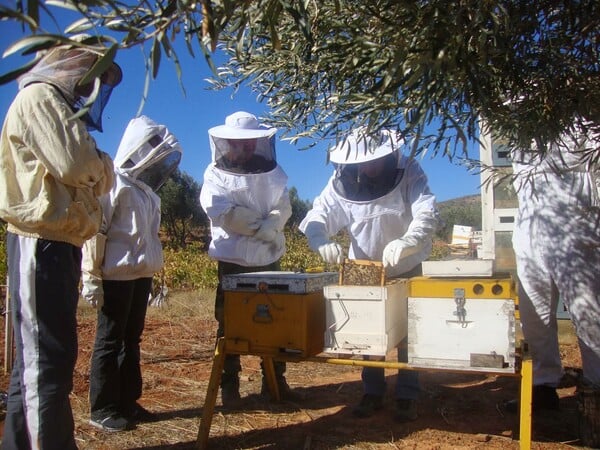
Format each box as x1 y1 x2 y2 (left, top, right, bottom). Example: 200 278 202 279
235 282 290 292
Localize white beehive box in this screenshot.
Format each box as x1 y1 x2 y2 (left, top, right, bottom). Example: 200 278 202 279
407 276 517 373
322 279 408 356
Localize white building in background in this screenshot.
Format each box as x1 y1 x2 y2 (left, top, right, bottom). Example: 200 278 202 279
478 125 518 272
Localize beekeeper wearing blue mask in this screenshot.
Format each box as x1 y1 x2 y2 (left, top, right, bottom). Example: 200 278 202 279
0 38 120 450
299 126 438 422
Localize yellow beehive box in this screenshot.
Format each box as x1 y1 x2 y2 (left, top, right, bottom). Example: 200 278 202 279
407 276 518 373
223 271 338 357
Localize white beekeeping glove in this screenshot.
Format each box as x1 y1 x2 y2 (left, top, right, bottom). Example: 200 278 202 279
382 237 420 276
303 221 344 264
81 233 107 308
318 242 344 264
254 210 283 242
222 206 262 236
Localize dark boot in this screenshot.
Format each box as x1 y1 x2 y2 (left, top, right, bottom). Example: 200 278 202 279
504 385 559 413
577 381 600 448
220 373 241 407
121 403 158 423
352 394 383 418
260 359 302 401
394 398 418 422
260 376 303 401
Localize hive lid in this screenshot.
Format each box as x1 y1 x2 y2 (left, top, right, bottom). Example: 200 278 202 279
222 271 339 293
422 259 494 277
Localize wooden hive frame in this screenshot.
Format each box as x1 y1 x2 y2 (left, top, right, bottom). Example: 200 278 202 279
339 259 385 286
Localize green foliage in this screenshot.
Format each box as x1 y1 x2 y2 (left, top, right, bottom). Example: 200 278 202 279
211 1 600 156
2 1 599 161
161 229 341 289
158 221 457 290
436 197 482 242
162 242 218 290
280 230 334 272
286 186 312 229
0 217 455 293
159 170 207 249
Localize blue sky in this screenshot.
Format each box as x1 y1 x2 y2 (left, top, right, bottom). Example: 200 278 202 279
0 17 482 203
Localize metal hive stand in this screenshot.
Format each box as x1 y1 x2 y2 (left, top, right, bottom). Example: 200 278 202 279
196 337 533 450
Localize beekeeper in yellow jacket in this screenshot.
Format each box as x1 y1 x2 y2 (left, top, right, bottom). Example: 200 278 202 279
0 38 120 450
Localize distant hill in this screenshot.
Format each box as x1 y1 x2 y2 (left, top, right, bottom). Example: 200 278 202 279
438 194 480 208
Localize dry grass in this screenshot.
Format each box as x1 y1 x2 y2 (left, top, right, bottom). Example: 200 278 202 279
72 289 217 450
1 288 583 450
72 289 366 450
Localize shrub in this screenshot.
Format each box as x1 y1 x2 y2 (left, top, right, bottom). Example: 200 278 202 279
160 230 339 290
280 230 332 272
0 223 451 294
162 242 218 290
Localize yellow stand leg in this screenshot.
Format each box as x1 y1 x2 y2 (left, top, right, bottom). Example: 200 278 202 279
519 347 533 450
197 337 226 449
262 356 280 402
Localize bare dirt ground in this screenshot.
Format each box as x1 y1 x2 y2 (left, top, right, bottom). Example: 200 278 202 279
0 289 590 450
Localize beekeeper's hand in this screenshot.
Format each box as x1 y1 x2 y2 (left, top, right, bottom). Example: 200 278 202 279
81 233 107 308
303 221 344 264
382 238 420 274
254 211 282 242
82 277 104 309
223 206 261 236
318 242 344 264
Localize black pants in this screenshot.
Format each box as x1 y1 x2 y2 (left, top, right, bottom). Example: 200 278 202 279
3 233 80 450
89 278 151 419
215 261 286 382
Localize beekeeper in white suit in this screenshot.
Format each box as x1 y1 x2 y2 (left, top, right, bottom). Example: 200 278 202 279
299 126 438 422
199 111 294 406
510 123 600 422
81 115 182 432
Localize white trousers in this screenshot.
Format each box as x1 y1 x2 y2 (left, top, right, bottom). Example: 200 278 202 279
514 200 600 387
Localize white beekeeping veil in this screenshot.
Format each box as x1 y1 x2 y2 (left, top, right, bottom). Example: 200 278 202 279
114 115 182 191
208 111 277 174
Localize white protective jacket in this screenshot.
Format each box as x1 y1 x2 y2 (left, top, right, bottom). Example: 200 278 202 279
200 163 291 266
82 115 182 296
299 154 437 272
512 128 600 386
98 174 163 280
